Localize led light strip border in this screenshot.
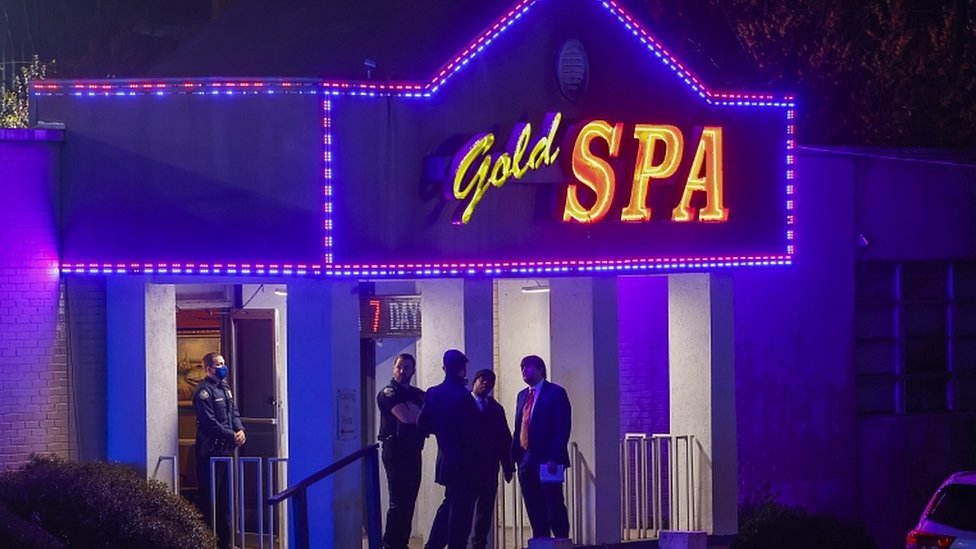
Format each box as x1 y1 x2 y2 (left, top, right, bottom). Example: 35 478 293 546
32 79 323 96
45 0 796 278
60 254 791 277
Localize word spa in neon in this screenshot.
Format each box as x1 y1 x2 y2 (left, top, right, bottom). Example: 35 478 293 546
448 113 728 225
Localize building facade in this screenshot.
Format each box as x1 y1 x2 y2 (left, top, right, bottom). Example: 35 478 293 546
1 1 974 548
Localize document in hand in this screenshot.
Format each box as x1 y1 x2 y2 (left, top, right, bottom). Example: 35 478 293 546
539 463 565 483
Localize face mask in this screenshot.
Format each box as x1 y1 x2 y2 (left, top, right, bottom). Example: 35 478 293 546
214 365 229 380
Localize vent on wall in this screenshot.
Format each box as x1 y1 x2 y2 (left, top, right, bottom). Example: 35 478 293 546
557 39 589 102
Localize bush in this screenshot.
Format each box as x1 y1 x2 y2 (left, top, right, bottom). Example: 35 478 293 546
734 487 876 549
0 500 64 549
0 455 215 549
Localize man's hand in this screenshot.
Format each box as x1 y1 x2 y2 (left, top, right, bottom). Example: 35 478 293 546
234 430 246 446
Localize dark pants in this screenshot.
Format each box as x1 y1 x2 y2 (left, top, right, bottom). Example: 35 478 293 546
382 440 423 549
518 465 569 539
197 455 233 549
470 485 498 549
423 485 478 549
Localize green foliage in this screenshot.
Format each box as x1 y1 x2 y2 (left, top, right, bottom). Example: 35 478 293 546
0 55 51 129
722 0 976 147
0 454 216 549
734 486 876 549
637 0 976 147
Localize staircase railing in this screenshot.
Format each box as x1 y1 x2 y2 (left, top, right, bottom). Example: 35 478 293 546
266 443 381 549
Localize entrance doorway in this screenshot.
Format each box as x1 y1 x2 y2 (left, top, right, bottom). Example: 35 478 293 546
174 283 288 544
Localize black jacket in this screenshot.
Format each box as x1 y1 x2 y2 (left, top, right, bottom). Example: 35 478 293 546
418 375 480 488
471 396 514 490
192 376 244 457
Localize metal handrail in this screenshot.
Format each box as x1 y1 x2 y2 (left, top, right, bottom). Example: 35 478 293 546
152 454 179 495
621 433 700 540
266 457 288 549
267 443 381 549
238 457 263 549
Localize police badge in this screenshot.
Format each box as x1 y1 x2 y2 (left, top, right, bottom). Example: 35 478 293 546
199 389 210 400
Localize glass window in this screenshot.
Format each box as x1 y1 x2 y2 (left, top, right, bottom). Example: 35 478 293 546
904 338 948 374
905 377 948 413
927 484 976 531
953 338 976 372
903 303 947 338
856 378 896 415
955 374 976 411
855 341 895 375
902 263 947 301
856 261 976 415
954 263 976 299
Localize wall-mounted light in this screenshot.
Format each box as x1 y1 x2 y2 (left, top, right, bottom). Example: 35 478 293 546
521 283 550 294
273 288 288 297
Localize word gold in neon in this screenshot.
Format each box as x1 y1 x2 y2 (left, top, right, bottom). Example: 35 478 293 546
449 113 562 225
564 122 728 224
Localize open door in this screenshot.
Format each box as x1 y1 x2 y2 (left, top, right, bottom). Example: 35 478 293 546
232 308 280 533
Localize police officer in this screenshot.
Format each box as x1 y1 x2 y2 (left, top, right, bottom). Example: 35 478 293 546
377 353 425 549
193 352 245 549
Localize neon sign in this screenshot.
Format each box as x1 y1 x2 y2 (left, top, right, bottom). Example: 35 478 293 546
450 113 728 225
449 113 562 224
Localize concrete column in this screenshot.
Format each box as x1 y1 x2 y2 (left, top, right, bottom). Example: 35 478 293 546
330 280 363 547
667 273 737 535
416 279 465 538
549 276 620 545
105 278 177 480
463 278 493 373
286 279 337 548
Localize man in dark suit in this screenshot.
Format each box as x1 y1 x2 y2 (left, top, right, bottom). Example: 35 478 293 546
468 369 514 549
511 354 572 540
418 349 481 549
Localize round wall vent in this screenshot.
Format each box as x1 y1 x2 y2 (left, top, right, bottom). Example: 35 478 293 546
557 39 589 102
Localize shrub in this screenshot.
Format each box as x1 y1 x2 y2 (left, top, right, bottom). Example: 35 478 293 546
0 455 215 549
734 487 876 549
0 500 64 549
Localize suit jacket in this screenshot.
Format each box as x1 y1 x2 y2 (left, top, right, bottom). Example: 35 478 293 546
418 375 480 488
471 396 515 490
510 380 572 468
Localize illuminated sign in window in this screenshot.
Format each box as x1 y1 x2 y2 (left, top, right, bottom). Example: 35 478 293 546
450 113 562 225
359 296 422 338
451 114 728 226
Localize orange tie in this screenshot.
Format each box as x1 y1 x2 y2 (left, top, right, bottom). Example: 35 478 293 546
520 388 535 450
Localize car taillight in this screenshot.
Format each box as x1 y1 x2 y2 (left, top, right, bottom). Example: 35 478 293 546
907 530 955 549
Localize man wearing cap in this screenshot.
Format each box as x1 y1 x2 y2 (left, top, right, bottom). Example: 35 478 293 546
377 353 426 549
418 349 481 549
511 354 572 540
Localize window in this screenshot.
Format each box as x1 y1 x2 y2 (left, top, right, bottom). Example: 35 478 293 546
855 261 976 415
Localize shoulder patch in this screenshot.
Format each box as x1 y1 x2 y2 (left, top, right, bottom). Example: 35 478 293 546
383 387 395 397
199 389 210 400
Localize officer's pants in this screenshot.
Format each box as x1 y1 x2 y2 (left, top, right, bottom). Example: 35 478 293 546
381 439 422 549
197 455 233 549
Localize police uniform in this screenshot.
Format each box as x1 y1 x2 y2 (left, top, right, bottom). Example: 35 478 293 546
377 379 425 549
193 376 244 549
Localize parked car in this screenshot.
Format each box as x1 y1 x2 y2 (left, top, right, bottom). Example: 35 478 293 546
907 471 976 549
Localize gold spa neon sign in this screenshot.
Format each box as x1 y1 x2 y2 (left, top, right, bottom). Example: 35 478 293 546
448 112 728 225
